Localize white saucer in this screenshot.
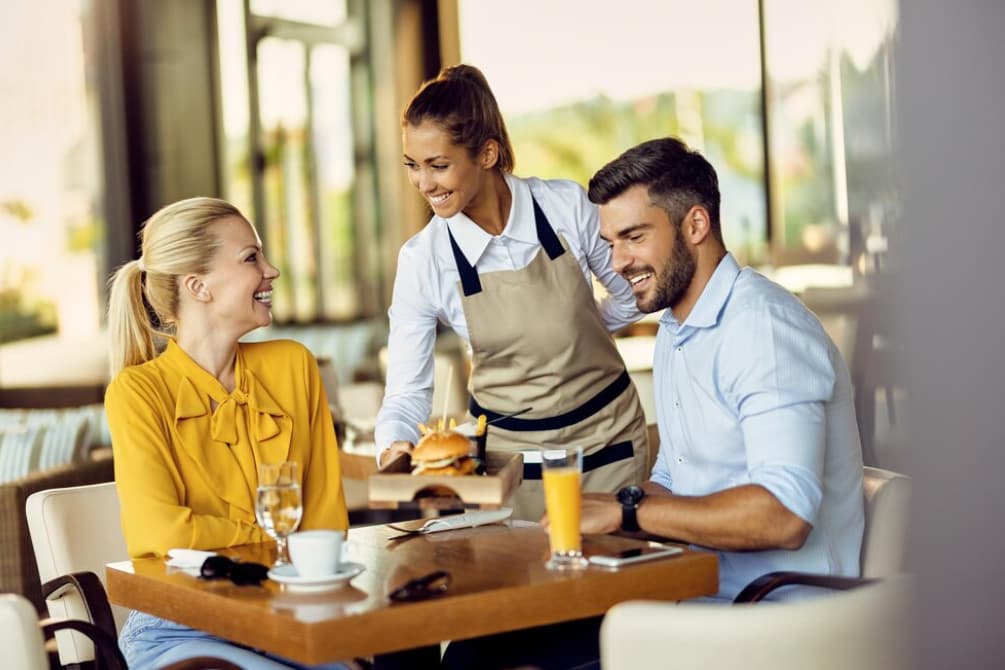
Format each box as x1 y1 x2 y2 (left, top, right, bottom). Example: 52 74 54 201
268 562 365 593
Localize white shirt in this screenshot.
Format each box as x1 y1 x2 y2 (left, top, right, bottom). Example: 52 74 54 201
375 173 641 454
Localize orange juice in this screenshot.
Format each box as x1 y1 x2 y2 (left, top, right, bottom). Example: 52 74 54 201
543 466 582 553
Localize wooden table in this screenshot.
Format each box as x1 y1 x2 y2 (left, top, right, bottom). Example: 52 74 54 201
106 523 718 664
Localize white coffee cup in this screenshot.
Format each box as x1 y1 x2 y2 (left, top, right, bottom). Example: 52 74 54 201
287 529 344 578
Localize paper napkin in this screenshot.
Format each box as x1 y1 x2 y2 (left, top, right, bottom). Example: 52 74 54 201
166 548 218 575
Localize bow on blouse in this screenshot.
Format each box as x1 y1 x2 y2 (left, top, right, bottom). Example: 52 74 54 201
208 387 282 446
174 372 287 445
173 373 293 515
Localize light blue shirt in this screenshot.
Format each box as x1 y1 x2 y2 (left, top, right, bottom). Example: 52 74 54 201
651 253 864 601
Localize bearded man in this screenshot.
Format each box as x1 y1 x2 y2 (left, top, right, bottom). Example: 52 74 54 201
578 137 865 601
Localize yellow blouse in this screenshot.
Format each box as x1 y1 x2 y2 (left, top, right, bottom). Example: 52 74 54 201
105 338 348 558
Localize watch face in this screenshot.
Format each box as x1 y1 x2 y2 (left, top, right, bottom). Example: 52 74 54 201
617 486 644 505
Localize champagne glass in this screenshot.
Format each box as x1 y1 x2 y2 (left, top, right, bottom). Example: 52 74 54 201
255 461 303 567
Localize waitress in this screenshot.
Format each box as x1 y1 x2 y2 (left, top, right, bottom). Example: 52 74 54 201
375 64 648 520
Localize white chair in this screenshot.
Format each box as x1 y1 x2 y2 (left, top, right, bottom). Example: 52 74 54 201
860 465 911 578
1 589 131 670
25 482 127 666
736 465 910 600
25 483 249 670
0 593 48 670
0 591 243 670
601 577 913 670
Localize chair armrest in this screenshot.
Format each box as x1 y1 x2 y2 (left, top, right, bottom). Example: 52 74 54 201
40 616 127 670
159 657 247 670
41 571 117 639
733 571 877 603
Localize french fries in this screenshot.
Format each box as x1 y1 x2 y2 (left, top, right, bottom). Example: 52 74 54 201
417 417 457 436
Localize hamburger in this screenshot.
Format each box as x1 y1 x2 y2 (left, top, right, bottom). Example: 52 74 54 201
411 429 477 476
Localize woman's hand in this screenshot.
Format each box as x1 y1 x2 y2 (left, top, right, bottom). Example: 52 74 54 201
379 440 414 469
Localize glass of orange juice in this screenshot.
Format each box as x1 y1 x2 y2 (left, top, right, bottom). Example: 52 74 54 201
542 447 588 570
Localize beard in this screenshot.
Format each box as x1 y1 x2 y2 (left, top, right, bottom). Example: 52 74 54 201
636 231 697 314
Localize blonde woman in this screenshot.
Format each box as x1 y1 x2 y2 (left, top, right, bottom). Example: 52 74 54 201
105 197 349 669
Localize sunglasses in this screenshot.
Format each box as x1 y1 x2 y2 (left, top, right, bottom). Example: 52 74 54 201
387 570 452 603
199 555 269 586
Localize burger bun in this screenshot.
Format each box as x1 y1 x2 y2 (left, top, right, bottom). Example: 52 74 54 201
412 430 471 462
411 429 475 476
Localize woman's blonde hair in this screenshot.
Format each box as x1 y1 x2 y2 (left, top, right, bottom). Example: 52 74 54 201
106 197 244 377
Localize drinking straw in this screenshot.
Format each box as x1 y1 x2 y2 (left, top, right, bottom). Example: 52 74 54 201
442 364 453 431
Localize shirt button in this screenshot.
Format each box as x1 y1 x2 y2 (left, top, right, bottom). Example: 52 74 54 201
673 401 680 408
676 346 683 353
677 456 686 464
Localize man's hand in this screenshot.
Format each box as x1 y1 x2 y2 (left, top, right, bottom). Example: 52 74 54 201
580 493 623 534
541 493 623 535
378 440 414 469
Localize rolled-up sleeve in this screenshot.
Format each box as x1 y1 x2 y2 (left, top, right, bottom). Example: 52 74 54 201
579 188 643 331
721 305 836 523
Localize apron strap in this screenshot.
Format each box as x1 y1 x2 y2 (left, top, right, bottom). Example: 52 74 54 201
522 441 635 480
471 369 631 431
447 196 565 297
448 227 483 296
532 199 565 260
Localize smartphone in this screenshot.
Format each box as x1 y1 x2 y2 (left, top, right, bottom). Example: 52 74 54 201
588 545 683 568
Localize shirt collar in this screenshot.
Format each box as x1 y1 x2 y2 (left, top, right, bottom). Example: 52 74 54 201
444 173 538 265
659 252 741 330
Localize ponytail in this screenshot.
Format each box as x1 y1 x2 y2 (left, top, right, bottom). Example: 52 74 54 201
105 197 241 378
107 259 160 377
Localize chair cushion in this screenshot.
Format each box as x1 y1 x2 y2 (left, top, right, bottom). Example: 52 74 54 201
19 405 110 454
35 414 91 471
0 426 47 484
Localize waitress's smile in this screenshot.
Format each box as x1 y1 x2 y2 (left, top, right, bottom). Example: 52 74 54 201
427 191 453 208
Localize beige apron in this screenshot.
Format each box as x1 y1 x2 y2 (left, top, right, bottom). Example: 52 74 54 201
451 197 648 520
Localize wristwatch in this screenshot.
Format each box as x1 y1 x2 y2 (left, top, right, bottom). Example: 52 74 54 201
616 485 646 532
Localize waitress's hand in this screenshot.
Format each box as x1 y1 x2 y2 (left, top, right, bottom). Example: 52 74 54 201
379 440 414 469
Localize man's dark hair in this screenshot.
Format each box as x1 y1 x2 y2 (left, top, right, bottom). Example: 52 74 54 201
588 137 722 242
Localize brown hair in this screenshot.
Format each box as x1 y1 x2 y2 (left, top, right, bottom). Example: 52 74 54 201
106 197 244 376
402 64 515 173
589 137 723 244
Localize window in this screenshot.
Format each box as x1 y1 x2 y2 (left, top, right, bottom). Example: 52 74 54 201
457 0 899 272
763 0 899 270
457 0 767 265
216 0 379 323
0 0 105 345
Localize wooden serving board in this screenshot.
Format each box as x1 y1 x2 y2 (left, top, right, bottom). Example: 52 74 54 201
367 451 523 510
